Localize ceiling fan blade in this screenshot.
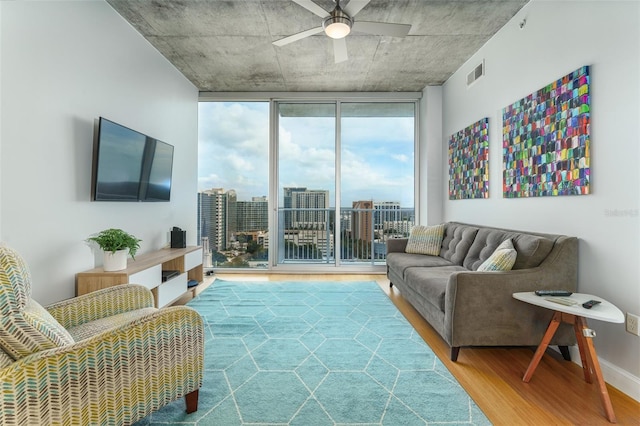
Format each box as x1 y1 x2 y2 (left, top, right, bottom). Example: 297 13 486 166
273 26 324 47
343 0 370 17
352 21 411 37
292 0 329 18
333 38 348 63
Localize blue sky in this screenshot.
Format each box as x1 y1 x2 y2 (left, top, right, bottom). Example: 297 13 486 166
198 102 415 207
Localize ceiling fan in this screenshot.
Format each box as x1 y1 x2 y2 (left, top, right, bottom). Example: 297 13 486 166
273 0 411 63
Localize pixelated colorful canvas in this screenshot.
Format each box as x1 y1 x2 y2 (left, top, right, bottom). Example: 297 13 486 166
449 117 489 200
502 66 590 197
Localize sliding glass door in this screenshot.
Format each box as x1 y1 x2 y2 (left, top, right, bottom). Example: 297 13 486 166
276 103 337 265
339 103 415 264
198 99 416 270
274 101 415 267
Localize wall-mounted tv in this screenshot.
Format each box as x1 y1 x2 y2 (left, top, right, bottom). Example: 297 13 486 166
92 117 174 202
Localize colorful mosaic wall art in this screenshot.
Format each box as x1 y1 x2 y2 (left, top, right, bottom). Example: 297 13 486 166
502 66 590 197
449 117 489 200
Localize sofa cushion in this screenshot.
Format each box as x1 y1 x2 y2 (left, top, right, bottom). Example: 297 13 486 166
511 234 555 269
463 228 555 270
439 223 479 265
404 266 466 312
477 239 517 271
387 252 454 279
405 224 444 255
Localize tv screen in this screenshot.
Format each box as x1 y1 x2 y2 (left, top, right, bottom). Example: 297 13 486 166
92 117 174 202
141 139 174 201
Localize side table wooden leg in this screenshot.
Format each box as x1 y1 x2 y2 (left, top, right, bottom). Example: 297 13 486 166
573 317 593 383
523 311 562 382
575 317 617 423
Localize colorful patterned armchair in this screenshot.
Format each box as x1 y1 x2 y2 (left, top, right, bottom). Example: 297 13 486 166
0 245 204 425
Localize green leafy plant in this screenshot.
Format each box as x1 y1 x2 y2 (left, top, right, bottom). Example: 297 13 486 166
86 228 142 259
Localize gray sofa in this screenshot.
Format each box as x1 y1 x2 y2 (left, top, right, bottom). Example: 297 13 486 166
386 222 578 361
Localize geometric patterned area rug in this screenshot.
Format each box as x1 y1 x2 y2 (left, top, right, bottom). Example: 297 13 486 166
135 280 491 425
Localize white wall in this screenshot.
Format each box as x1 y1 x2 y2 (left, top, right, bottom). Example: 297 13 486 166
0 1 198 304
419 86 444 225
441 0 640 399
0 3 2 241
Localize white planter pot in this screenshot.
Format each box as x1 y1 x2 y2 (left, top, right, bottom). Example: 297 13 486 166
103 249 128 272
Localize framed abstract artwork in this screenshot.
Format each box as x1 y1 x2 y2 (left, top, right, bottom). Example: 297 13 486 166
502 65 590 197
449 117 489 200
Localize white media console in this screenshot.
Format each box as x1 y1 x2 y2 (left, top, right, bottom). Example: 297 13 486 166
76 246 203 307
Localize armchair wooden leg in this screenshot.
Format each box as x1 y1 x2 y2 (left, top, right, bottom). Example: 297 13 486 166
185 389 199 414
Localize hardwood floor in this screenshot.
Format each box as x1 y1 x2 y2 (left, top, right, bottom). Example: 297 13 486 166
179 273 640 425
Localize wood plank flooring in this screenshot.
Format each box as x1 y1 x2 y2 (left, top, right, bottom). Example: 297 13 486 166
178 273 640 425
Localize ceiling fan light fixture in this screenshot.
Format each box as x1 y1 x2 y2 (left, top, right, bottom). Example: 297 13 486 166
324 20 351 38
323 8 352 39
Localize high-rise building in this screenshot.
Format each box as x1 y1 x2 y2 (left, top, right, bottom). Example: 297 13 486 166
352 200 373 242
227 190 237 246
198 188 236 251
374 201 402 230
237 197 268 232
284 187 330 228
383 220 413 237
281 187 333 260
283 187 307 229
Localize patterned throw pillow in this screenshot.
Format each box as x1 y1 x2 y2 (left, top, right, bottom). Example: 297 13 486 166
0 245 75 360
477 239 517 271
405 224 445 256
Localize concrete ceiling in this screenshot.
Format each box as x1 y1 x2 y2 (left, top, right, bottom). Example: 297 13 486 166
107 0 529 92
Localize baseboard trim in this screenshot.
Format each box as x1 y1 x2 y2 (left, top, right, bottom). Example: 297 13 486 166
568 346 640 403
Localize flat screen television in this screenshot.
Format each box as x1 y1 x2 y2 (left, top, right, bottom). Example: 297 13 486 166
92 117 174 202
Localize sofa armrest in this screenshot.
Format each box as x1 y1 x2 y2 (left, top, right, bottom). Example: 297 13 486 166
387 238 408 253
46 284 155 329
444 267 577 347
0 306 204 425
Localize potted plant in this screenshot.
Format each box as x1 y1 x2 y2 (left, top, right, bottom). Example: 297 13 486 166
86 228 142 271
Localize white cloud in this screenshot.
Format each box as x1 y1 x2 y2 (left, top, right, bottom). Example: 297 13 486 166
392 154 410 163
199 102 415 206
198 102 269 197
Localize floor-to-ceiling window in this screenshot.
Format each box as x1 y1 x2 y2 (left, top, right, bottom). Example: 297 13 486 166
277 103 336 265
198 102 270 268
198 97 417 270
339 103 415 265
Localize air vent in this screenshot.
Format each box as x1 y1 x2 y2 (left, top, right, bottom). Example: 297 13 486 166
467 61 485 86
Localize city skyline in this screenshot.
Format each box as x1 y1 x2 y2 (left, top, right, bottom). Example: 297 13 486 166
197 186 416 210
198 102 415 207
198 187 414 262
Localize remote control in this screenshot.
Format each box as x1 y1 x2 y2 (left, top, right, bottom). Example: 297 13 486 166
535 290 573 297
544 297 577 306
582 300 601 309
